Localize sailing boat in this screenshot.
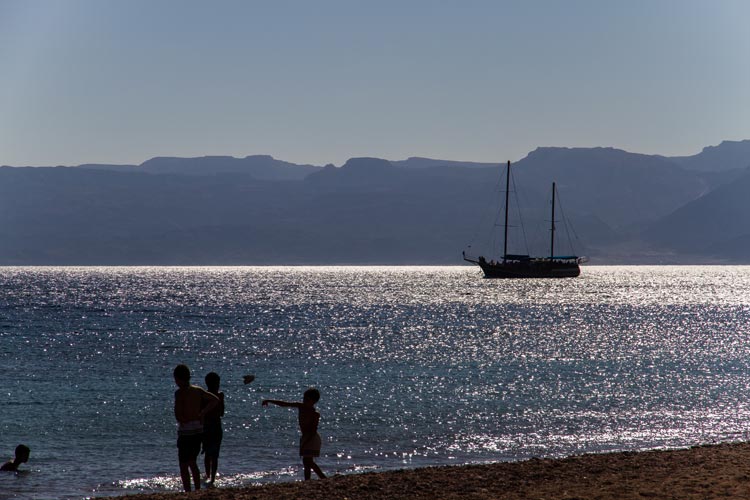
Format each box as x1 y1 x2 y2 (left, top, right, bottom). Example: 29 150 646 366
463 161 584 278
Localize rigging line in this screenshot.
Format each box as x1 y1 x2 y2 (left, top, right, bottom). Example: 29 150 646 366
491 168 507 257
539 182 559 257
466 167 503 253
554 188 579 255
510 165 530 256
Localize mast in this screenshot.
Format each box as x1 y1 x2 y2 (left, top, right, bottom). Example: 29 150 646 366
550 182 556 260
503 160 510 263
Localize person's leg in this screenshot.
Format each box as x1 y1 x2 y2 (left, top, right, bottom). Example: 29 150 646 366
189 460 201 490
186 434 202 490
204 455 216 484
211 430 222 483
179 462 192 491
302 457 313 480
310 459 326 479
178 436 193 491
210 456 218 483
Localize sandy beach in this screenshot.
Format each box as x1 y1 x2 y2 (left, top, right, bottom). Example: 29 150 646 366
118 442 750 500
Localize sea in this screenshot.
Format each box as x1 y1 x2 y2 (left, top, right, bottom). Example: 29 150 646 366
2 265 750 499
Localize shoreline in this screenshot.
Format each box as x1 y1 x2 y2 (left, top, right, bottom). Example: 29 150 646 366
117 442 750 500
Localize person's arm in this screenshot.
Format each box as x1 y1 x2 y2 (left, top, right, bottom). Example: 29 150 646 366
199 389 220 420
219 392 225 417
262 399 301 408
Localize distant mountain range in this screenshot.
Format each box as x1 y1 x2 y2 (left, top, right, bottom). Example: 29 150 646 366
2 140 750 265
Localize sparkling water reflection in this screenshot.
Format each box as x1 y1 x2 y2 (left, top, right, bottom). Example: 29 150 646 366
2 266 750 499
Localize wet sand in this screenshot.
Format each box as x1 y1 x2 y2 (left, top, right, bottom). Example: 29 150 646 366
120 442 750 500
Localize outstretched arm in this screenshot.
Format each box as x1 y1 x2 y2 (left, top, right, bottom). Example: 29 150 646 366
262 399 301 408
200 389 220 419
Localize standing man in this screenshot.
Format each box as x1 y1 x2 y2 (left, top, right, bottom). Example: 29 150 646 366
173 364 219 492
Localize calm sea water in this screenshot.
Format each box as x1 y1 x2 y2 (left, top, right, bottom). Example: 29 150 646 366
2 266 750 499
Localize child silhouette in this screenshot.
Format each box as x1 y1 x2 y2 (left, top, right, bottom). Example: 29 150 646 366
202 371 225 486
263 388 326 480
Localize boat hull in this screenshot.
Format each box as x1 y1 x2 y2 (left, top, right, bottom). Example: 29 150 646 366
474 260 581 279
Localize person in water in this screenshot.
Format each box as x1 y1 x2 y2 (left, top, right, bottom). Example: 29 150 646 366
1 444 30 472
173 364 219 492
262 388 326 480
202 371 225 486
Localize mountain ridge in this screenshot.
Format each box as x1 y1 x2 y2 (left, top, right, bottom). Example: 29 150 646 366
2 140 750 264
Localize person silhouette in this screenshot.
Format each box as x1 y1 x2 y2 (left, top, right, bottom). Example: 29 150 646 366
262 387 326 480
202 371 225 486
0 445 30 472
173 364 219 492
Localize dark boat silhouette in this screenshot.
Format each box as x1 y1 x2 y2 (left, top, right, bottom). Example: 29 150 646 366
463 161 585 278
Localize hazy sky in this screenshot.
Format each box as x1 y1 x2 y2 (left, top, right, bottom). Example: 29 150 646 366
1 0 749 166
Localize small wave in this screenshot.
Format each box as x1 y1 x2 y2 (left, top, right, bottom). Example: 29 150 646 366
211 467 298 487
116 474 183 492
112 467 299 494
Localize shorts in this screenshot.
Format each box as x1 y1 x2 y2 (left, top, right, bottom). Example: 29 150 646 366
300 433 321 458
202 425 223 459
177 433 203 463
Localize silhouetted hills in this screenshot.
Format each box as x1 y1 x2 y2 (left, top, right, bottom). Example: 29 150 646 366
514 147 708 230
642 166 750 258
2 140 750 264
76 163 138 171
79 154 320 180
392 157 500 169
308 157 400 187
670 140 750 172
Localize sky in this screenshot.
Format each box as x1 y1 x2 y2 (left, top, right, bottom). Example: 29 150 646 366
1 0 749 167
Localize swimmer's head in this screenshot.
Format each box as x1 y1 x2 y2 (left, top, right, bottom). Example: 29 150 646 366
15 445 30 463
